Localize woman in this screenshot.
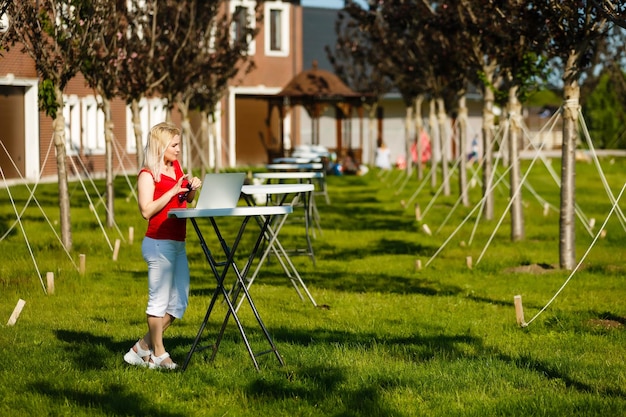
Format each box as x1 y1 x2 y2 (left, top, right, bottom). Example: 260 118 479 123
123 122 202 370
374 138 392 170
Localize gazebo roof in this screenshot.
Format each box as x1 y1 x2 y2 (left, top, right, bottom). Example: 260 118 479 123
275 61 367 105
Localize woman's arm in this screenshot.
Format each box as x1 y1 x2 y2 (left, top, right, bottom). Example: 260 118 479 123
137 171 185 220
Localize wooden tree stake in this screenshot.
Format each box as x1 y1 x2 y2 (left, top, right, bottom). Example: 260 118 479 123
79 254 86 275
415 204 422 221
514 295 527 327
112 239 121 261
7 299 26 326
589 218 595 229
543 203 549 217
466 256 473 269
128 227 134 245
422 224 432 236
415 259 422 271
46 272 54 295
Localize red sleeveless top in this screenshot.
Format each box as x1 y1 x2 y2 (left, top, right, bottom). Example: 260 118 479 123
140 160 187 241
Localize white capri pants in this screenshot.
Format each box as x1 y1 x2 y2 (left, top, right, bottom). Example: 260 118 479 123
142 237 190 319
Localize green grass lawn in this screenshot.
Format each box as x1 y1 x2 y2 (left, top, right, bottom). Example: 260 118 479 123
0 158 624 416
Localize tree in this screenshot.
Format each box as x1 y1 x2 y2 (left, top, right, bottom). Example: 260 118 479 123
155 1 259 174
188 2 260 173
3 0 108 251
538 2 611 269
81 0 126 228
326 9 392 166
116 0 171 168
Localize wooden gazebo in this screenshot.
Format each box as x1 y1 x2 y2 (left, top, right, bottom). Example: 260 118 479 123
265 61 373 159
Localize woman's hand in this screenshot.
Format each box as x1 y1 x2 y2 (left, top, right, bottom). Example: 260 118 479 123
184 175 202 203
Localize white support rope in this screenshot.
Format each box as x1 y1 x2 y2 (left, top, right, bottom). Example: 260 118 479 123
476 139 546 266
401 166 434 209
578 109 626 230
0 166 47 294
524 182 626 327
520 108 595 237
0 139 78 272
418 150 463 220
67 152 126 244
111 135 138 203
65 156 114 251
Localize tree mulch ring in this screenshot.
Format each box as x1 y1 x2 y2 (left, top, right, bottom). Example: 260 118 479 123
505 263 557 274
586 318 624 330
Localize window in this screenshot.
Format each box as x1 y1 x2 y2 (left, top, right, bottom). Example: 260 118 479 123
0 12 9 33
63 95 81 155
230 0 256 55
125 97 167 153
264 2 290 57
82 96 105 154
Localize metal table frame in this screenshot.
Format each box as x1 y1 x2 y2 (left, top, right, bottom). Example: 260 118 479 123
240 184 318 308
253 172 323 264
168 205 292 371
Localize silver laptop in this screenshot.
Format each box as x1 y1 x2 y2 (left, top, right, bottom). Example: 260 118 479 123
194 173 246 209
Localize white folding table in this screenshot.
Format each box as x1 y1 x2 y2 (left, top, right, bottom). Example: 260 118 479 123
168 205 292 371
240 183 317 308
266 162 324 171
253 171 323 264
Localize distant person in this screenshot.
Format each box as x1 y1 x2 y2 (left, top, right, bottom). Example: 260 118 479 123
411 128 432 166
374 138 392 170
468 135 479 163
123 122 202 370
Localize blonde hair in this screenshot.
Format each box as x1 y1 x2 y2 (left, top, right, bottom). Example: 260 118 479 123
142 122 180 182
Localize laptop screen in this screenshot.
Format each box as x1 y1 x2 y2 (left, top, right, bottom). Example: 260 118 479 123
194 173 246 209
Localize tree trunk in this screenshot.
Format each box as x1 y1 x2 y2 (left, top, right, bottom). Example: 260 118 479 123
53 86 72 250
131 98 144 168
560 59 579 270
405 104 413 176
414 95 424 180
457 95 469 207
368 104 377 166
437 98 450 196
103 98 115 228
210 111 221 173
177 99 193 174
200 110 209 178
481 75 496 221
507 87 524 241
429 98 439 189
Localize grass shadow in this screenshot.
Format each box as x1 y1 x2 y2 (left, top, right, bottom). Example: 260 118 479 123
28 381 185 417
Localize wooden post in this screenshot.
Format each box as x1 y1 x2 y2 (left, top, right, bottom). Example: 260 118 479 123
589 218 595 229
514 295 526 327
128 226 134 245
112 239 121 261
415 259 422 271
79 254 86 275
415 204 422 221
46 272 54 295
466 256 472 269
7 299 26 326
543 203 549 217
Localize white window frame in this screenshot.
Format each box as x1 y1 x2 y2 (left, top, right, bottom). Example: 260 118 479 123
81 95 105 155
0 12 9 33
230 0 256 56
63 94 81 155
125 97 167 154
264 1 290 57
